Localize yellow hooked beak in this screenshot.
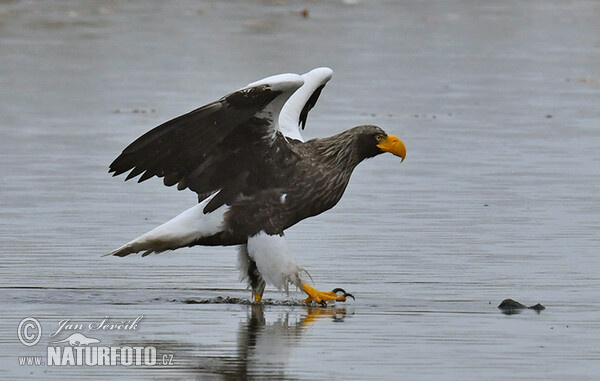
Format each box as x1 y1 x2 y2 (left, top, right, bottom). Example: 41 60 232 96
377 134 406 162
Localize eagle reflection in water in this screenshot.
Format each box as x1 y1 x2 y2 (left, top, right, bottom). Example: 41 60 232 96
188 305 349 379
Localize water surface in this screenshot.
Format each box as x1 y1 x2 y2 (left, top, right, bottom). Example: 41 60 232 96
1 0 600 379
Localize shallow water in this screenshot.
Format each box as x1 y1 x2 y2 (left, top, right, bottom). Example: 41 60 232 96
1 0 600 379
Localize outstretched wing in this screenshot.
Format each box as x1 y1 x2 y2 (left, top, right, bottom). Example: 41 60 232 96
278 67 333 142
109 73 304 213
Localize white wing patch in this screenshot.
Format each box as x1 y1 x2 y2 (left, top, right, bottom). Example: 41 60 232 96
240 73 304 142
279 67 333 142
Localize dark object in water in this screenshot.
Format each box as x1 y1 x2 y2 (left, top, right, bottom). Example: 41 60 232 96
498 298 546 314
498 299 526 310
528 303 546 311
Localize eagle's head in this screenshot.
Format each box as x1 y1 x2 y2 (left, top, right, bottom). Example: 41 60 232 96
351 125 406 161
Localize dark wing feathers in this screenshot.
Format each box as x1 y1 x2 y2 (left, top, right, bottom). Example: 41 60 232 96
120 102 222 155
108 83 305 213
298 84 326 130
203 170 250 213
109 86 279 194
109 102 224 179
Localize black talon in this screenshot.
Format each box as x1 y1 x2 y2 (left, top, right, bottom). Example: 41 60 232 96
331 288 355 301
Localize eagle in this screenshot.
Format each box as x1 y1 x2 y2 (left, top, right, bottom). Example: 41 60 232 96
107 68 406 305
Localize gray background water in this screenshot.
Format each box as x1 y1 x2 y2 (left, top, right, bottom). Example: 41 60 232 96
1 0 599 379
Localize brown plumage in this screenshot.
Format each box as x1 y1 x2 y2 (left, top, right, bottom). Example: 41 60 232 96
107 69 405 303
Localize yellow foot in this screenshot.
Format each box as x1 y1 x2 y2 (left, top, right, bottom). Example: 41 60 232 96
252 291 262 303
302 284 355 306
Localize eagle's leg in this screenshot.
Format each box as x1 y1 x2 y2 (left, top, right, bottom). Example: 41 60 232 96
249 259 266 303
302 284 354 306
246 232 355 305
238 244 266 302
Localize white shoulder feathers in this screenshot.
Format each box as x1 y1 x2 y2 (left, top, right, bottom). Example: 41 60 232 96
239 68 333 142
240 73 305 141
279 67 333 142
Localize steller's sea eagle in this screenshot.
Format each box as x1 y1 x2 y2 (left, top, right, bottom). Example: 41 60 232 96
107 68 406 305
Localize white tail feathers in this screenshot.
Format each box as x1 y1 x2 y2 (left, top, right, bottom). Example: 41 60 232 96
107 194 227 257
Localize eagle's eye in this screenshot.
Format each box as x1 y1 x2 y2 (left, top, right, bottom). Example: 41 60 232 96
375 134 384 143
